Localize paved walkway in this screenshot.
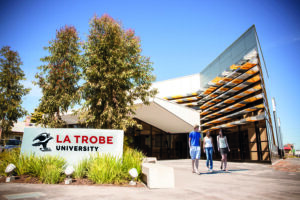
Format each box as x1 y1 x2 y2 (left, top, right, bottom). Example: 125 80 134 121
270 158 300 172
0 158 300 200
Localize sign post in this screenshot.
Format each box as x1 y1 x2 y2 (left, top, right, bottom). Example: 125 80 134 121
21 128 124 166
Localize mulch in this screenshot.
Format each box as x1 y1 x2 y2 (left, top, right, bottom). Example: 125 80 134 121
0 175 41 184
0 175 145 187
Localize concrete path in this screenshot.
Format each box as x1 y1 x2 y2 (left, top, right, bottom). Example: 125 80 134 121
0 158 300 200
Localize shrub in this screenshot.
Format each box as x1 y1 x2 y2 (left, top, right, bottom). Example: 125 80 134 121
15 153 31 175
74 158 89 179
87 148 144 184
0 148 66 184
87 154 124 184
0 147 144 184
38 155 66 184
0 148 20 176
122 147 144 181
40 164 65 184
26 154 44 177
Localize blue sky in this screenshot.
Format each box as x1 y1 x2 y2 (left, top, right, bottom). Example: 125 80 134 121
0 0 299 149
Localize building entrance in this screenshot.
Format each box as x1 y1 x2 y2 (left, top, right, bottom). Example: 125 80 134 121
128 120 270 162
128 120 189 160
205 121 270 162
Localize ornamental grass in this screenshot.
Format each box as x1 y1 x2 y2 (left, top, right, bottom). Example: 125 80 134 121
0 148 66 184
0 147 144 184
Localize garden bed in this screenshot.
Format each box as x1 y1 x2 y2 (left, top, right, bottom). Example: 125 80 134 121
0 148 145 186
0 175 145 187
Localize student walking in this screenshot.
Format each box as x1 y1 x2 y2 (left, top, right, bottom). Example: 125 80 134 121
217 129 230 171
189 125 201 174
203 130 214 172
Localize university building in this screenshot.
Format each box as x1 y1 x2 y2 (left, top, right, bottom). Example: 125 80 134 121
8 25 283 163
129 25 283 163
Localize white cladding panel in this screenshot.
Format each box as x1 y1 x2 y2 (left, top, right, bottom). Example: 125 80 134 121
134 98 200 133
152 74 201 98
154 98 199 127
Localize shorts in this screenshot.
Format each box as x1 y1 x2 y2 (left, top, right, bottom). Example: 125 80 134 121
220 148 228 155
190 146 201 160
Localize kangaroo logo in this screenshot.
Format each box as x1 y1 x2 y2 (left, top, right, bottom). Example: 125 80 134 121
32 132 53 151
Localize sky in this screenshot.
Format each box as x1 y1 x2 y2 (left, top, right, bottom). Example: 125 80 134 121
0 0 299 149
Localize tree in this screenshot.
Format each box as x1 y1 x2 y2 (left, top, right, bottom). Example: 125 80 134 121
35 25 81 128
0 46 30 139
30 109 43 123
81 14 156 130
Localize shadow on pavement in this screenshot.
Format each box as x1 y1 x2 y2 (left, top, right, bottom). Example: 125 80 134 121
199 169 249 175
228 169 249 172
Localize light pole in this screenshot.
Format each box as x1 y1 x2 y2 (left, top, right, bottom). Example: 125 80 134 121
277 117 284 157
272 97 281 158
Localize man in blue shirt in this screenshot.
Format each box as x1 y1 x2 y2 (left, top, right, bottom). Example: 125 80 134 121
189 125 201 174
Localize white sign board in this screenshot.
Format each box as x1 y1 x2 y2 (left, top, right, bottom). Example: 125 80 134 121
20 128 124 166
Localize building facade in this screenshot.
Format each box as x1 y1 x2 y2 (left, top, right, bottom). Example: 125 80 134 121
130 25 283 163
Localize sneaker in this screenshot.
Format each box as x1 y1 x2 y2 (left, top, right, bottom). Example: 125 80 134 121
209 169 213 172
195 169 200 174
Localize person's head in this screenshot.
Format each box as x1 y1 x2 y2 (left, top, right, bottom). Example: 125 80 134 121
194 125 200 132
219 129 223 137
206 130 210 137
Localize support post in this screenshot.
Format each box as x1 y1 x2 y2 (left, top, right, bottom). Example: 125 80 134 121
272 98 281 158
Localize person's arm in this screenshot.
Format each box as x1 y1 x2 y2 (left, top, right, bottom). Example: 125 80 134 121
203 137 206 153
225 136 230 152
217 136 220 151
199 135 201 148
189 137 191 149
